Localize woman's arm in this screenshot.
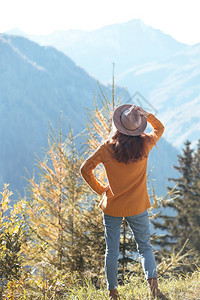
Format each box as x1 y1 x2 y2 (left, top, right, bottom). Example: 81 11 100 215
80 145 107 195
137 106 165 145
137 106 150 118
146 113 165 143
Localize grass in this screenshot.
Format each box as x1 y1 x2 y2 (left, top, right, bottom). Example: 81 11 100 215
67 271 200 300
1 270 200 299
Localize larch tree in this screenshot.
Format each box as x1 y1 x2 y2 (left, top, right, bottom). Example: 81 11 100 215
22 121 88 281
81 75 139 280
83 78 172 280
0 184 26 295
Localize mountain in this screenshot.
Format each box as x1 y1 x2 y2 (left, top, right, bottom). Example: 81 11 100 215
0 34 122 195
0 34 178 198
7 20 188 83
117 44 200 148
9 19 199 149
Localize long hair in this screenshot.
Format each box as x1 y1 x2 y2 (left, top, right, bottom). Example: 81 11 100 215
110 130 152 164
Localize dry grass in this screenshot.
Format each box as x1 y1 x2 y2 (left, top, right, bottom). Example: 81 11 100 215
67 271 200 300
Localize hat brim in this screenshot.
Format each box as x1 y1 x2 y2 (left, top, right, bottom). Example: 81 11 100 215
113 104 147 136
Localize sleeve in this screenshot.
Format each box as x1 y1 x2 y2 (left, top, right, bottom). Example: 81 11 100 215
80 144 106 195
145 113 165 151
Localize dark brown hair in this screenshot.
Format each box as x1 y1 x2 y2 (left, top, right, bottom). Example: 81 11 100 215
110 130 153 164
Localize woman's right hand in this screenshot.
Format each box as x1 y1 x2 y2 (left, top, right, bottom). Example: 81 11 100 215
104 184 110 193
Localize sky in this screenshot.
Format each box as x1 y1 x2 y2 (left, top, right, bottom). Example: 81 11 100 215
0 0 200 45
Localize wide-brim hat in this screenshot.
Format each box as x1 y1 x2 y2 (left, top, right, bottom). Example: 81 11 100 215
113 104 147 136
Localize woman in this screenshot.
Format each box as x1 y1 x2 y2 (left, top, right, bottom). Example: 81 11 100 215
80 104 166 299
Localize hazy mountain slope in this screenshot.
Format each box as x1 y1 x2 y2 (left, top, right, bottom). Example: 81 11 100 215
0 34 178 197
10 19 199 149
118 44 200 148
6 19 187 83
0 34 121 194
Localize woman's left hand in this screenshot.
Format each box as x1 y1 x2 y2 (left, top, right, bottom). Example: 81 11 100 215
136 106 150 117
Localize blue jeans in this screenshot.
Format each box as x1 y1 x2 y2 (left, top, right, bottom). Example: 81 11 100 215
103 210 157 290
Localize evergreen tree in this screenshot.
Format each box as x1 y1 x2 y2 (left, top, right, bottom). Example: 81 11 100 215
190 139 200 253
152 141 200 259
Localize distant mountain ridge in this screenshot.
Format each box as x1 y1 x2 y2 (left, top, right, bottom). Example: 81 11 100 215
117 42 200 148
0 33 178 197
0 33 115 195
6 19 188 82
8 19 200 149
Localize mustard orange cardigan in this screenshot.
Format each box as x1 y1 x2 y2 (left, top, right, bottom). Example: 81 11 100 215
80 114 164 217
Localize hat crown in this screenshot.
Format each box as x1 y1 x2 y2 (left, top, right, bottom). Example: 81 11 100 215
112 104 147 136
120 107 141 131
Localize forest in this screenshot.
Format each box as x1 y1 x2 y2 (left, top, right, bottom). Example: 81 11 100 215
0 84 200 299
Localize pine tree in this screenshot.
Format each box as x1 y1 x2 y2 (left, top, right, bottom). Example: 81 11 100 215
190 139 200 252
152 140 200 260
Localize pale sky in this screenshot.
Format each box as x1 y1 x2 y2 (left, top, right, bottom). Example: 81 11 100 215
1 0 200 45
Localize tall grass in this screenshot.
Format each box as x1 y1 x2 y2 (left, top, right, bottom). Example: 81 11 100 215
1 267 200 299
67 270 200 300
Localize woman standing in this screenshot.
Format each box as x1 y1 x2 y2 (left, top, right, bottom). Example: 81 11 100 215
81 105 166 299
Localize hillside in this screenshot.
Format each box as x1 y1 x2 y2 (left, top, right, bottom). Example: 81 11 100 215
0 34 116 194
11 19 200 149
118 44 200 148
0 34 178 196
7 20 187 83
